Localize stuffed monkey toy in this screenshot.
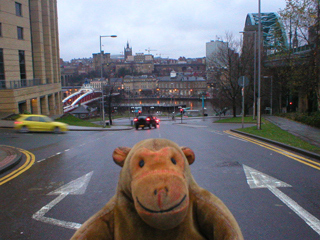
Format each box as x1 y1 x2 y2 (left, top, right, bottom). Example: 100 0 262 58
71 138 243 240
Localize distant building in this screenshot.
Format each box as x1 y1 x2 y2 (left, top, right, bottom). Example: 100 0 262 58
124 41 132 61
92 51 111 74
154 62 206 77
157 72 207 97
206 40 229 82
0 0 63 115
206 40 228 64
123 75 158 96
90 79 108 91
116 62 154 75
110 78 123 92
60 66 78 86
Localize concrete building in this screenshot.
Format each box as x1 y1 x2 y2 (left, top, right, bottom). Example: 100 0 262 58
0 0 62 115
206 40 228 60
206 40 229 82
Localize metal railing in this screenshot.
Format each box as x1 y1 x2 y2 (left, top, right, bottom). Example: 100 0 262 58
0 79 43 89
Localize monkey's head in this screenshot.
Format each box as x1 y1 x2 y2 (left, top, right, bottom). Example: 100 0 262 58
112 139 195 230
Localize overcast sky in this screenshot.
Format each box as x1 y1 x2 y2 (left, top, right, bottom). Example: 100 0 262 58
57 0 287 61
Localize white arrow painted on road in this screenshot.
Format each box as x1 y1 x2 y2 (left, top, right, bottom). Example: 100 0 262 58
243 165 320 236
32 171 93 230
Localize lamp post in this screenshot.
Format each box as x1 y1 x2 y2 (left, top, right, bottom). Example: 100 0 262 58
253 30 257 120
257 0 262 130
99 35 117 127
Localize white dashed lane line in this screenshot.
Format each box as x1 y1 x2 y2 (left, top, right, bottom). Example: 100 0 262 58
36 133 114 163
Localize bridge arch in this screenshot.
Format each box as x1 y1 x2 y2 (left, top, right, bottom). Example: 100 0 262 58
244 12 288 54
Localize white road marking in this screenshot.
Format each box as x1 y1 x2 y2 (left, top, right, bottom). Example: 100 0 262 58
176 124 207 128
36 133 114 163
32 171 93 230
210 130 223 135
228 136 248 142
243 165 320 235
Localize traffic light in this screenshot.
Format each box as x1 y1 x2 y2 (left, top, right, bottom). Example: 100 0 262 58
289 102 293 105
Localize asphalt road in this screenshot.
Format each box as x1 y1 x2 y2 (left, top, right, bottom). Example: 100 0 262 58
0 118 320 240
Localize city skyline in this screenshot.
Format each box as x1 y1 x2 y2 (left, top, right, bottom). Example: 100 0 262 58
57 0 286 61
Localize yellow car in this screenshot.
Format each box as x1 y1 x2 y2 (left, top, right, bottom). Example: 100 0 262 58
14 114 69 133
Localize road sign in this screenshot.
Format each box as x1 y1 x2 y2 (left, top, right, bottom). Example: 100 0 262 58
238 76 249 87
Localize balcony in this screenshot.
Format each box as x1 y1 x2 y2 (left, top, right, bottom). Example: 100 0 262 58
0 79 46 89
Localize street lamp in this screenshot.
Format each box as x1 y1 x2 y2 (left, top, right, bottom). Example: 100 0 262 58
100 35 117 80
99 35 117 127
257 0 262 129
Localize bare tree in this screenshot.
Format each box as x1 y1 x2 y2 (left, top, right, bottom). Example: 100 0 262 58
207 32 242 117
279 0 320 112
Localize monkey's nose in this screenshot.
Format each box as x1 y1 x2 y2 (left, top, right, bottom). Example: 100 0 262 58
154 187 169 209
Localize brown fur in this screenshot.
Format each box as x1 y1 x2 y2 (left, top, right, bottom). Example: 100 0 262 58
71 139 243 240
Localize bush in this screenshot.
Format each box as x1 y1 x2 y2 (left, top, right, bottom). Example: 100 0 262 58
278 112 320 128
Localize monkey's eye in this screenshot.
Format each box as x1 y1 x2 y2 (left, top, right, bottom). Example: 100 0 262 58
171 158 177 165
139 160 145 168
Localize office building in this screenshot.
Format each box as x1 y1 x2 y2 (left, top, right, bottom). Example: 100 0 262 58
0 0 62 115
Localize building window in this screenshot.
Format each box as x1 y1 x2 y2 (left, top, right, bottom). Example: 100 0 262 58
0 50 3 78
0 49 5 88
19 50 26 80
17 27 23 39
15 2 22 16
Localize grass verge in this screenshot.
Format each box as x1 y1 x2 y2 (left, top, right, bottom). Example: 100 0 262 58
214 116 257 123
216 117 320 154
56 114 104 127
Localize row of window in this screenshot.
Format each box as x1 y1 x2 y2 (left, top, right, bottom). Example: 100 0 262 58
0 48 26 81
159 83 206 88
0 2 25 82
0 2 24 39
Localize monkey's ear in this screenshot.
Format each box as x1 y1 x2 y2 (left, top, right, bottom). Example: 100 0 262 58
113 147 131 167
181 147 195 165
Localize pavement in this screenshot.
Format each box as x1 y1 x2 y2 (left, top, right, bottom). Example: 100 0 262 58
0 115 320 175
